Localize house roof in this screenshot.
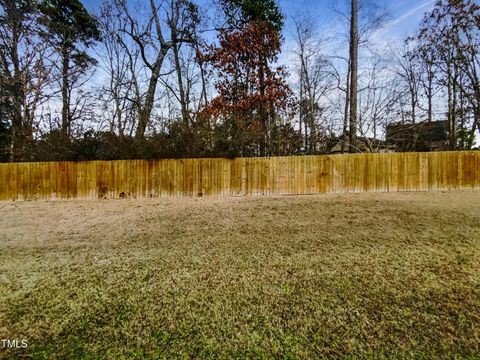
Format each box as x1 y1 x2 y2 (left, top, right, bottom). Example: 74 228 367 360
386 120 448 143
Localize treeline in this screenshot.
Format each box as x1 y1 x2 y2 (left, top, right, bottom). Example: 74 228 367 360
0 0 479 162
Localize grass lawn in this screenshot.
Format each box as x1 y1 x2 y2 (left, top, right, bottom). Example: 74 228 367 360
1 191 479 359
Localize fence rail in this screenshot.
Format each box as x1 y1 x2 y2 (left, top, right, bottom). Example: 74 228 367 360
0 151 479 200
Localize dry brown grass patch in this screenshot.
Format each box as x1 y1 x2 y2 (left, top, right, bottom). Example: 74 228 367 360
0 191 479 359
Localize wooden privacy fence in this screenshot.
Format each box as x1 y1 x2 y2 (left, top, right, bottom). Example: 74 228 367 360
0 151 479 200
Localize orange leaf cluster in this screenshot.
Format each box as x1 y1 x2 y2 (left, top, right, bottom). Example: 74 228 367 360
199 21 295 121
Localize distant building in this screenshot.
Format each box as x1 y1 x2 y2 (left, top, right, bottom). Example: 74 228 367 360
386 120 449 152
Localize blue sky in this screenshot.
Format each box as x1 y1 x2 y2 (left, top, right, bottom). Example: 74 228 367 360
81 0 440 86
82 0 439 98
81 0 438 74
276 0 438 58
278 0 436 38
82 0 437 42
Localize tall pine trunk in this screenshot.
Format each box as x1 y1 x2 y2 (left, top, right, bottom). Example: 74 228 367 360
61 49 70 138
348 0 358 153
341 58 350 154
172 35 189 127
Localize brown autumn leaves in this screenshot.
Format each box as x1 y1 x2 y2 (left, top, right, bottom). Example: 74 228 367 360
197 21 299 156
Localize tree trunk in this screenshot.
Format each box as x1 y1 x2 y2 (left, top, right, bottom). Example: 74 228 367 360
134 49 169 141
341 58 351 154
451 62 459 150
172 35 189 127
447 63 455 150
410 82 416 124
303 64 316 153
194 36 209 108
258 57 266 157
299 67 304 149
10 83 24 162
9 6 24 161
61 49 70 138
348 0 358 153
427 68 433 149
427 68 433 123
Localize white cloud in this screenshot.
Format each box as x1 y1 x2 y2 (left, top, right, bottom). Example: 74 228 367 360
375 0 435 40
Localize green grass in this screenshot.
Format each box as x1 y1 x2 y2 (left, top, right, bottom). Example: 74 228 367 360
1 191 479 359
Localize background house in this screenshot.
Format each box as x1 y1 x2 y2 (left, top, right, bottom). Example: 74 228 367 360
386 120 449 152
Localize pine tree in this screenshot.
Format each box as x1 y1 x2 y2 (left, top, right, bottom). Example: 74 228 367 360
39 0 100 138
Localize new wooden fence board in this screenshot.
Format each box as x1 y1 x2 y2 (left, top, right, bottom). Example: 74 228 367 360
449 152 458 190
473 152 480 189
278 157 284 195
349 155 357 192
1 151 479 200
387 154 395 192
374 154 384 192
324 156 333 193
396 154 404 192
0 164 7 200
9 163 16 200
471 151 478 188
419 152 426 191
476 152 480 189
0 164 8 200
441 152 450 190
347 155 356 192
210 158 217 196
269 157 276 195
459 152 467 188
305 156 314 194
15 163 21 200
36 162 46 199
405 153 417 192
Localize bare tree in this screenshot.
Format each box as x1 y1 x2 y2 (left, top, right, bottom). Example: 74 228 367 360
113 0 198 141
347 0 359 152
168 0 199 127
331 0 389 152
357 53 400 150
292 12 335 153
39 0 100 138
416 37 437 124
97 1 139 138
418 0 480 149
0 0 51 161
394 39 422 124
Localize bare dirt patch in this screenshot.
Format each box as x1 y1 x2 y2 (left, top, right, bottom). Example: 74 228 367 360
1 191 479 359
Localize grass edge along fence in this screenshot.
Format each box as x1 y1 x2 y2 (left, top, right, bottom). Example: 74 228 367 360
0 151 479 201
